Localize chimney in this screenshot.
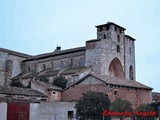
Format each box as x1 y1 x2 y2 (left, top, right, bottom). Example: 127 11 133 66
55 46 61 51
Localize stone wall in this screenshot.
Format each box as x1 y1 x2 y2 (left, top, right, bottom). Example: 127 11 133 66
86 23 136 81
86 24 126 77
23 51 85 73
0 51 26 86
124 36 136 80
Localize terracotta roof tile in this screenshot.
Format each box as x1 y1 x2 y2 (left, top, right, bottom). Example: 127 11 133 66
0 86 47 97
64 73 152 90
32 81 62 91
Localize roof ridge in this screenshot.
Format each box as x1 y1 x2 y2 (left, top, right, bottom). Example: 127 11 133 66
0 47 32 58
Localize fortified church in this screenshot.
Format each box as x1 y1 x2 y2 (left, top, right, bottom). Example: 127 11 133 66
0 22 153 119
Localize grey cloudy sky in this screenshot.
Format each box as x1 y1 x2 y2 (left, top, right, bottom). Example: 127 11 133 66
0 0 160 92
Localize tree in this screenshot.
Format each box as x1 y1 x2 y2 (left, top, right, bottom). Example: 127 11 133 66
75 91 111 120
52 75 67 89
36 76 49 83
11 79 23 87
136 104 157 120
150 101 160 117
111 98 133 120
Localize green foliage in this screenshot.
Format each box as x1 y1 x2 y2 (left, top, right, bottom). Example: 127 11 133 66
11 79 23 87
136 104 157 120
75 91 111 120
52 75 67 89
150 102 160 115
36 76 49 83
111 98 133 120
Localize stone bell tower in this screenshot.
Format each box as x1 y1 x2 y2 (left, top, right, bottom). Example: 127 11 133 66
85 22 136 80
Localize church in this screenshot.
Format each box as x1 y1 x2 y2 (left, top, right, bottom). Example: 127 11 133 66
0 22 153 119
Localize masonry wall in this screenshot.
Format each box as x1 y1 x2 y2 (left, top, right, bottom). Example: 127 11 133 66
124 37 136 80
0 51 26 86
0 102 7 120
30 102 76 120
86 25 126 77
62 82 152 109
23 51 85 73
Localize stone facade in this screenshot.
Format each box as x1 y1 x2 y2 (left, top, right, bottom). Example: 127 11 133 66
0 22 153 115
0 48 30 87
86 22 135 80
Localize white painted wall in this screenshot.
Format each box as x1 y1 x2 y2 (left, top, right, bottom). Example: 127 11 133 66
0 102 7 120
30 102 76 120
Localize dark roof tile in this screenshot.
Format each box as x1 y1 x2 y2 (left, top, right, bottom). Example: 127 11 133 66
0 48 31 58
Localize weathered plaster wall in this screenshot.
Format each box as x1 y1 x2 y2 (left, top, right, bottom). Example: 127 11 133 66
0 102 7 120
30 102 76 120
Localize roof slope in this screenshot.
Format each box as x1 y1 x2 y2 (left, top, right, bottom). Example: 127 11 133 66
64 73 152 90
31 80 62 91
0 48 31 58
0 86 47 97
24 46 86 61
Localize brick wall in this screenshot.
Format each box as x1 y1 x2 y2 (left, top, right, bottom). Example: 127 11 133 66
62 83 152 109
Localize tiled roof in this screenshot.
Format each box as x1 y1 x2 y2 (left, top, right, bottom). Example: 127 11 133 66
95 22 126 30
12 69 59 80
0 48 31 58
64 73 152 90
125 35 136 41
0 86 47 97
100 75 152 90
38 69 59 76
62 67 91 75
12 72 38 79
32 81 62 91
24 46 86 61
13 67 90 80
152 92 160 99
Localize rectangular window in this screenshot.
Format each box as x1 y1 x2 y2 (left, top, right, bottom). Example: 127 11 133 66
68 111 74 119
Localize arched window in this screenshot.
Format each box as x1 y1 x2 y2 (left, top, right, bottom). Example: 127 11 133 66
115 26 117 32
117 45 120 53
6 60 13 72
129 65 133 80
79 58 85 67
60 61 64 69
42 64 46 71
51 61 53 68
28 66 30 72
117 35 120 42
103 34 106 39
129 47 131 54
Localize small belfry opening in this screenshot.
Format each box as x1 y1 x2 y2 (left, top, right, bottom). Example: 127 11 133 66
109 57 124 79
129 65 134 80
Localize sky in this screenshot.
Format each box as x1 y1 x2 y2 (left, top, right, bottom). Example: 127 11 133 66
0 0 160 92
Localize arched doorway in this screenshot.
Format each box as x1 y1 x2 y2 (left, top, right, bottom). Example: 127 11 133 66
109 57 124 78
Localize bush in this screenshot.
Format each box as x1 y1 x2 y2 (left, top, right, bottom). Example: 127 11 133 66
52 75 67 89
11 79 23 87
75 91 111 120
